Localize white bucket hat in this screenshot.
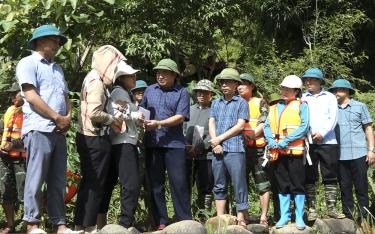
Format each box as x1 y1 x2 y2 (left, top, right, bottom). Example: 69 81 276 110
113 60 139 84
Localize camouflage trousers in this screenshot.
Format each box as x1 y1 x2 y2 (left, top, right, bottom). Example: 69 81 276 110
0 157 26 204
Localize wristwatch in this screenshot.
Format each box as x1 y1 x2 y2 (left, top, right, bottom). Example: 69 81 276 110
157 122 162 129
369 147 375 153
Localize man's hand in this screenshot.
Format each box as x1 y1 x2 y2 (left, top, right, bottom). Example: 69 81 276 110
312 132 323 143
209 136 223 148
145 120 159 131
366 151 375 166
0 142 11 153
212 145 223 155
55 115 71 132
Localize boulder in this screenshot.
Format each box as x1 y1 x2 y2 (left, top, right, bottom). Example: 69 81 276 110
225 225 253 234
205 214 237 232
128 227 141 234
270 224 314 234
313 218 356 234
247 224 269 234
160 220 206 234
99 224 131 234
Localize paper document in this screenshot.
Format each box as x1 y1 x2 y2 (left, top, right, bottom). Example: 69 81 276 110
138 107 150 120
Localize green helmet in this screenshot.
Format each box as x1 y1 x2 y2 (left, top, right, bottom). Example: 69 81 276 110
268 93 281 105
153 58 180 75
216 68 241 82
239 73 256 85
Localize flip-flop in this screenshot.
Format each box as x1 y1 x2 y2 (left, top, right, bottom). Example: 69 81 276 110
259 218 269 228
237 219 249 229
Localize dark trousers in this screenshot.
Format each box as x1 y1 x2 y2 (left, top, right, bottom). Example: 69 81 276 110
338 156 369 219
306 144 339 185
185 158 213 196
99 143 140 227
146 148 192 225
74 133 111 227
274 155 305 194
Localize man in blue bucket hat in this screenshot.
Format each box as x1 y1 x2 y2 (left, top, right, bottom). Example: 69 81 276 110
301 68 345 221
16 25 79 233
329 78 374 224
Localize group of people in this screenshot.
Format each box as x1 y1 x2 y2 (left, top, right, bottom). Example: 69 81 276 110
0 24 374 234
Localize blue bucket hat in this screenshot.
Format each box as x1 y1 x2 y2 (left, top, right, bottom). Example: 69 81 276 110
28 25 67 50
328 78 355 95
302 68 324 84
131 80 148 92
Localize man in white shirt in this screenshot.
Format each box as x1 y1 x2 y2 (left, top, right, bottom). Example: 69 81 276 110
301 68 345 221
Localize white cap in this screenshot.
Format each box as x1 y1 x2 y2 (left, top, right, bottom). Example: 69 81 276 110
280 75 302 89
113 60 139 83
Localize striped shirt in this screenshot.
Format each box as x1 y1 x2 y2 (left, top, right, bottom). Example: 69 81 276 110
210 95 249 152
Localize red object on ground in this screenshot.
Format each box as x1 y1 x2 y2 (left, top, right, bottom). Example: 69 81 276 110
65 170 80 204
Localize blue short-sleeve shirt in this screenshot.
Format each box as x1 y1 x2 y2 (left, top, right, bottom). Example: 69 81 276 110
140 83 190 148
336 99 373 160
16 52 68 135
210 95 249 152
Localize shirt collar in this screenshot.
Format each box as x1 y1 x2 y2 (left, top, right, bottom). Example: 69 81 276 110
220 95 239 102
31 51 55 64
154 82 179 91
305 89 327 97
339 99 353 109
194 103 210 109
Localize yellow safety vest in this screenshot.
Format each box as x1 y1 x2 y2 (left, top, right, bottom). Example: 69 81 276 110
1 105 26 159
243 97 266 148
268 100 304 156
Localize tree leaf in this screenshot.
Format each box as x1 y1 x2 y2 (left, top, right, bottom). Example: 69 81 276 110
103 0 115 5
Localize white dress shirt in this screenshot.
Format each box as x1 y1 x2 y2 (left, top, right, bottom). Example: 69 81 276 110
302 90 338 144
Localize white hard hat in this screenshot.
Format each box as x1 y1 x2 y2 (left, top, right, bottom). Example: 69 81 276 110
280 75 303 89
113 60 139 84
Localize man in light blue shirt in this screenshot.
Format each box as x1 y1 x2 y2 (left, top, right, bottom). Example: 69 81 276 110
329 78 374 221
16 25 76 233
301 68 345 220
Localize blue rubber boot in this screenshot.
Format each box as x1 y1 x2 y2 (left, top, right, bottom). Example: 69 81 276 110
294 194 306 230
275 194 291 228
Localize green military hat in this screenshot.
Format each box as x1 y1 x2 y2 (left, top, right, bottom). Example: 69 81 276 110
153 58 180 75
268 93 281 105
216 68 241 82
239 73 256 85
328 78 355 95
6 82 20 92
28 24 67 50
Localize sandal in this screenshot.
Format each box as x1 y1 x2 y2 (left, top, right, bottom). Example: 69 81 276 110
237 219 249 229
259 218 269 228
1 226 15 234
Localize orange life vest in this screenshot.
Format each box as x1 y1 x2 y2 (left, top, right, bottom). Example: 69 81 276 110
268 100 304 156
243 97 266 148
1 105 26 159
